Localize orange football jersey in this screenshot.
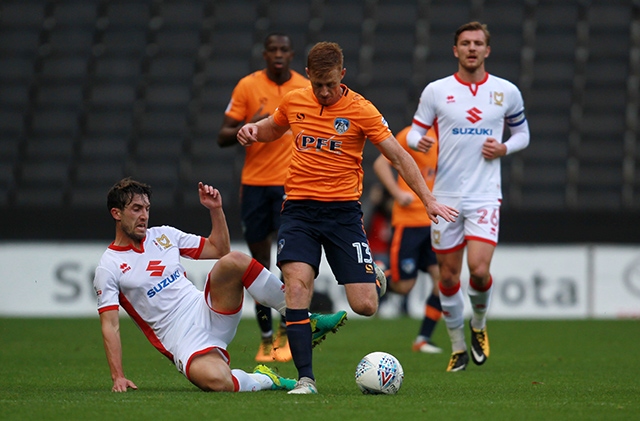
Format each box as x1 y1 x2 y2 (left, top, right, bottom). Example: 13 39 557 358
390 126 438 227
272 84 392 201
225 69 308 186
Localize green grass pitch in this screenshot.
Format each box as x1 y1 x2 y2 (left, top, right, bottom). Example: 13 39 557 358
1 317 639 420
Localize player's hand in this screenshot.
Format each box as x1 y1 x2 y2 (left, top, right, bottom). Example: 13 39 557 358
112 377 137 392
426 201 459 224
395 191 414 207
237 123 258 147
198 182 223 210
414 134 437 153
482 137 507 160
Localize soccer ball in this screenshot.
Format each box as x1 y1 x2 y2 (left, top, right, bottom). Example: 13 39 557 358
355 351 404 395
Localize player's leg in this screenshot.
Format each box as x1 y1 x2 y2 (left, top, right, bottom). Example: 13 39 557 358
241 185 282 362
266 186 291 362
438 250 469 371
413 263 443 353
207 251 286 316
276 202 323 394
380 225 417 317
248 237 278 362
466 239 495 365
436 249 466 343
185 289 293 393
188 350 237 391
414 227 443 353
189 349 296 392
432 199 469 371
387 226 420 296
464 197 499 365
281 260 318 394
325 202 382 316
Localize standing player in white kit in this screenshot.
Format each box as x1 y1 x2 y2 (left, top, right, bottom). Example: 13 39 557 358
407 21 530 372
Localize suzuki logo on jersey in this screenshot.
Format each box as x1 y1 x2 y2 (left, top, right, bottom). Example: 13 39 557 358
466 107 482 124
147 260 166 277
147 268 182 298
453 107 493 136
452 127 493 136
295 132 343 153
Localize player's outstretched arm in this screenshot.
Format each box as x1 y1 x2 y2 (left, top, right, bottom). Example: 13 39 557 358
198 182 231 259
100 310 138 392
237 115 289 146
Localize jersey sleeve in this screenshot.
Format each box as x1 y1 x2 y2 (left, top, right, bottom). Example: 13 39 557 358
224 77 250 122
360 101 392 144
271 90 292 127
412 84 437 129
161 225 206 260
94 265 120 313
505 83 526 127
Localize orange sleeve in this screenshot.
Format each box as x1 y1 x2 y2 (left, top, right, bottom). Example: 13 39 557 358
390 127 438 227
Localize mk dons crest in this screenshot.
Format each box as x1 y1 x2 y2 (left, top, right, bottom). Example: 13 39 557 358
334 117 350 134
493 91 504 106
154 234 173 250
432 229 441 245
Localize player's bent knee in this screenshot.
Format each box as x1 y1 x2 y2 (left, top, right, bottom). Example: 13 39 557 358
194 376 234 392
219 250 251 267
188 352 235 392
351 300 378 317
389 281 414 296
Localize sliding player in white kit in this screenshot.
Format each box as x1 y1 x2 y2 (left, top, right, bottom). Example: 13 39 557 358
407 22 530 372
94 178 343 392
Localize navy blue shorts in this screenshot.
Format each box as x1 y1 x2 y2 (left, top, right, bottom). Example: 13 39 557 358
240 185 285 244
276 200 377 285
390 226 437 281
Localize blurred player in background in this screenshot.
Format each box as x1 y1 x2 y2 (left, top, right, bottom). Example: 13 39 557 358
373 126 443 354
238 41 458 394
365 182 393 270
217 33 308 363
408 22 530 371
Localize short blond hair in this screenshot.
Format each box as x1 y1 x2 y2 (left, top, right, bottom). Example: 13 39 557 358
306 41 343 78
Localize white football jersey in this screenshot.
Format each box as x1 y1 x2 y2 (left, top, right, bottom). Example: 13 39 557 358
412 73 526 199
93 226 206 353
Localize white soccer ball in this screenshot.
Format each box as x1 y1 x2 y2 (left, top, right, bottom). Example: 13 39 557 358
355 351 404 395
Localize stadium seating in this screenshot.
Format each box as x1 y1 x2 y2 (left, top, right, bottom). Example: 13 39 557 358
0 0 638 240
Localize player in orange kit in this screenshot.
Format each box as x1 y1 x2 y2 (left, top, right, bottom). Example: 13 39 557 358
237 41 458 394
374 126 443 354
218 33 308 363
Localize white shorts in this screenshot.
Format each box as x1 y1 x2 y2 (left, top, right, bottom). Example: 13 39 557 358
169 291 243 379
430 196 501 252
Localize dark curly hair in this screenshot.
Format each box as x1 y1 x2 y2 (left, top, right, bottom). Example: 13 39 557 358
107 177 152 212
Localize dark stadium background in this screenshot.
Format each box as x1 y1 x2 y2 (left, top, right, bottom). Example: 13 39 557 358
1 0 639 243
